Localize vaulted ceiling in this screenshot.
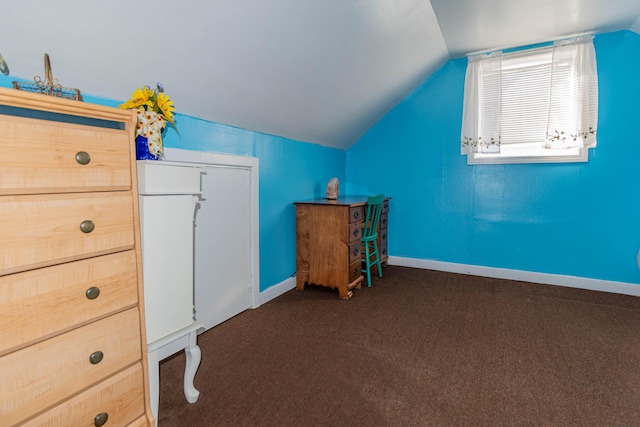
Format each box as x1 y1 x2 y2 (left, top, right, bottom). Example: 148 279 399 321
1 1 639 149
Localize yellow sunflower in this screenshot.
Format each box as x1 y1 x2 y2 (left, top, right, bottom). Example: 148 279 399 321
119 87 154 110
155 92 176 126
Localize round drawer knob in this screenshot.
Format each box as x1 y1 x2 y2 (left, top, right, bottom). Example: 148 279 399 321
80 220 95 234
85 286 100 300
94 412 109 427
89 351 104 365
75 151 91 165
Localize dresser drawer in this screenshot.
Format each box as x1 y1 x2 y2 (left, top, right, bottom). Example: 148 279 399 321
348 221 362 243
128 415 152 427
349 206 364 223
349 259 361 284
349 241 362 263
0 251 138 356
0 308 142 426
22 363 146 427
0 192 135 276
380 228 388 260
380 212 388 230
0 114 131 195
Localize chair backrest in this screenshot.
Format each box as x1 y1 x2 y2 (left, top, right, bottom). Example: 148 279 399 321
362 194 385 239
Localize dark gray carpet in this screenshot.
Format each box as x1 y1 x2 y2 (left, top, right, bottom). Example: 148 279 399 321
158 266 640 426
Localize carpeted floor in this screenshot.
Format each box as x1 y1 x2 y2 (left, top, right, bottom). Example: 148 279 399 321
157 266 640 426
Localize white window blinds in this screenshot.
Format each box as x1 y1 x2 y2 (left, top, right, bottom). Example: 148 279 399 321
501 50 552 147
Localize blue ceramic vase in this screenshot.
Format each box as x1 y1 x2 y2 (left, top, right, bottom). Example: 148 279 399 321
135 134 159 160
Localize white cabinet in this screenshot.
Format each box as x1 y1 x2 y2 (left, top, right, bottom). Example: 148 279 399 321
137 161 203 426
137 148 260 424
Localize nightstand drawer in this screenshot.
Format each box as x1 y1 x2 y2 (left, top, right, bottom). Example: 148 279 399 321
22 363 146 427
0 192 135 276
0 308 142 426
0 251 138 356
0 114 131 195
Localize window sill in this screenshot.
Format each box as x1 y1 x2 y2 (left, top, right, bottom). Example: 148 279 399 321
466 147 589 165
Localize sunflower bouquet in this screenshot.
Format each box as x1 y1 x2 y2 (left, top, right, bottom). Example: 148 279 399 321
120 83 176 158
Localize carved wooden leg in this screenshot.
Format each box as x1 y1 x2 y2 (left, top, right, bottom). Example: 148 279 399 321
338 285 353 299
183 330 201 404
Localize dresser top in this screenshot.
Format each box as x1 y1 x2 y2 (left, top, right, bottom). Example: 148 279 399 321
294 196 374 207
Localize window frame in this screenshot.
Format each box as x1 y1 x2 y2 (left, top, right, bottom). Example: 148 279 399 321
463 42 596 165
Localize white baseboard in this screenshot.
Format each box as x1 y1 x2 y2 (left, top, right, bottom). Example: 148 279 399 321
258 277 296 306
389 256 640 297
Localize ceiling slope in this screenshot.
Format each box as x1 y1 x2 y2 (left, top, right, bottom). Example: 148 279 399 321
0 0 447 150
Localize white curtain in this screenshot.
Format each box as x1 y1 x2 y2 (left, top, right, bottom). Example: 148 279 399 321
460 51 502 155
545 36 598 149
461 36 598 158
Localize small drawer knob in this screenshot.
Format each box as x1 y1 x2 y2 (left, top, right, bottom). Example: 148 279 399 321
80 220 95 233
353 211 360 219
94 412 109 426
75 151 91 165
85 286 100 300
89 351 104 365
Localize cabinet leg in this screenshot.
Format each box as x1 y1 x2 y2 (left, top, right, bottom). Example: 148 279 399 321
183 330 201 404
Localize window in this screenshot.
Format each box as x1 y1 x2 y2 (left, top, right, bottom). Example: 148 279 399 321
460 36 598 165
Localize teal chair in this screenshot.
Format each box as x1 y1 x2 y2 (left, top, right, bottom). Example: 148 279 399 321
361 194 385 287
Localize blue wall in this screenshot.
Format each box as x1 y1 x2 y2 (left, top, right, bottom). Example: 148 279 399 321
346 30 640 285
0 76 346 292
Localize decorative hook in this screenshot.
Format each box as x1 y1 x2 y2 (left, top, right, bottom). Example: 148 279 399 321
12 53 82 101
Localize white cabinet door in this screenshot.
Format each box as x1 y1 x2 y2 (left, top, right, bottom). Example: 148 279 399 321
195 166 253 330
140 194 197 344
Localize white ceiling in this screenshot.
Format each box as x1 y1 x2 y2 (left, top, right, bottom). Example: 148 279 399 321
1 1 639 150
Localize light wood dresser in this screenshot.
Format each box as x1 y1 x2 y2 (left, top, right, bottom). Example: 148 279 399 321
0 87 153 426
